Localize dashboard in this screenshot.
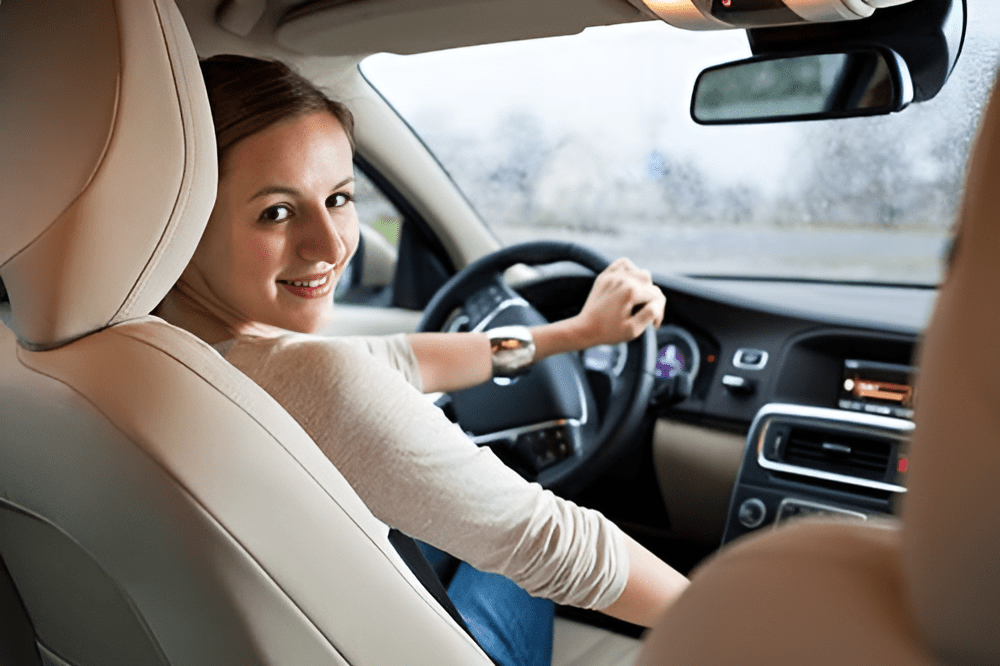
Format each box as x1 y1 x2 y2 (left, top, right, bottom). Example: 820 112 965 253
521 271 933 552
648 275 929 547
647 275 930 427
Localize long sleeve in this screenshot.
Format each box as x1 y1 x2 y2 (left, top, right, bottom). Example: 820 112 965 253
221 333 629 610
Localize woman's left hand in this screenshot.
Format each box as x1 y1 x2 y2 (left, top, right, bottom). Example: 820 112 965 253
569 258 666 348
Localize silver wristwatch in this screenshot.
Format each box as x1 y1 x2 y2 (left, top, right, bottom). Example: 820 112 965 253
487 325 536 378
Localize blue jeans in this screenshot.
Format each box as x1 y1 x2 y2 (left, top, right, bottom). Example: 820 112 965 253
418 543 554 666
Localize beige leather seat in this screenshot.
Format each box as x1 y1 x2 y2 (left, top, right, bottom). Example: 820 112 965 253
0 2 643 664
636 74 1000 666
0 1 496 664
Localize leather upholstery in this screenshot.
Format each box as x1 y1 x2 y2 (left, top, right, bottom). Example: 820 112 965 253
0 317 492 664
636 73 1000 666
0 1 493 663
900 66 1000 665
0 0 215 349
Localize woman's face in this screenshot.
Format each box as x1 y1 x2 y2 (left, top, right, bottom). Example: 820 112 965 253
187 111 358 335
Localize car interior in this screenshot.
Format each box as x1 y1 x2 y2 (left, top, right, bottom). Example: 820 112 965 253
0 0 997 665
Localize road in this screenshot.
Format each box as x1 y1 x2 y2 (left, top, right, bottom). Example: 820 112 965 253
496 222 948 285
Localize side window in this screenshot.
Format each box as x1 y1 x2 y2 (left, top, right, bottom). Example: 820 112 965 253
337 163 456 310
335 167 403 306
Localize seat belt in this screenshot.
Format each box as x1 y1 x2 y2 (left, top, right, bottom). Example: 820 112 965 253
0 553 43 666
386 529 501 666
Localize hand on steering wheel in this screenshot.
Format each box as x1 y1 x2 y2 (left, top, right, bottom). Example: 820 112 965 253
418 242 657 495
572 258 667 347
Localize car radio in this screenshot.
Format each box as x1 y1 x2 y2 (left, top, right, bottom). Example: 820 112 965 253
838 358 915 420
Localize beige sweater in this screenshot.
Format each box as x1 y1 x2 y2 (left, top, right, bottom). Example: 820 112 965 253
217 332 628 610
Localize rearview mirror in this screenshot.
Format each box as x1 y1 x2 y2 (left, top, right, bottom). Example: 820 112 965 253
691 49 912 125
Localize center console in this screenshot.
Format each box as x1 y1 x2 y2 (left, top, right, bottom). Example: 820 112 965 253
722 402 912 544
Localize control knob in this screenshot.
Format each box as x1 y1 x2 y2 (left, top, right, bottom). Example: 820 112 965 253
738 498 767 529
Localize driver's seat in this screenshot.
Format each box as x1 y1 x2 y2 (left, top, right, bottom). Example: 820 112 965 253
0 1 493 664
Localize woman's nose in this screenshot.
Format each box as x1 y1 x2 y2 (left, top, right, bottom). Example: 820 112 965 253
297 207 352 266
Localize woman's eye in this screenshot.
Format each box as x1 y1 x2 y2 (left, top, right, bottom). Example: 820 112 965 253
327 192 354 208
260 205 292 223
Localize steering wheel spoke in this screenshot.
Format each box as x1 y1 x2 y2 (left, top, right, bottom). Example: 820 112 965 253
419 242 656 494
470 418 582 477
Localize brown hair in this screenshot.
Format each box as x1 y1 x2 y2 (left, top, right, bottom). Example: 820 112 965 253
199 54 355 169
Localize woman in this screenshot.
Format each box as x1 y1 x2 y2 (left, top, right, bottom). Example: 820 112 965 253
158 55 688 665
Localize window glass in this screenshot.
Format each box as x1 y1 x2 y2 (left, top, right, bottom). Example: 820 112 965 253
335 166 402 304
361 6 1000 284
354 166 403 248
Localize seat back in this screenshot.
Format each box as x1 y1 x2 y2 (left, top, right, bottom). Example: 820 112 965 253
0 1 491 664
899 69 1000 666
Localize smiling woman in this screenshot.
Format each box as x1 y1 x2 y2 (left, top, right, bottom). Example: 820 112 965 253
157 56 360 340
155 53 686 666
159 110 359 340
6 0 999 663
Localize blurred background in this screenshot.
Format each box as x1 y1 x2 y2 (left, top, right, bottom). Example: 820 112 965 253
361 1 1000 284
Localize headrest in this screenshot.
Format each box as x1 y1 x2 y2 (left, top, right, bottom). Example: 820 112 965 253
0 0 216 349
902 69 1000 665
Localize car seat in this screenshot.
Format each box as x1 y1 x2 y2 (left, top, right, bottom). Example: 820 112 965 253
635 71 1000 666
0 1 496 664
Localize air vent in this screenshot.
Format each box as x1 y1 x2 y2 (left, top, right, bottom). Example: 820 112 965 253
782 428 892 482
752 404 910 494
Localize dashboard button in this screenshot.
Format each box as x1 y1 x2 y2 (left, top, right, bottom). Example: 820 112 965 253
734 348 769 370
722 374 755 395
738 498 767 529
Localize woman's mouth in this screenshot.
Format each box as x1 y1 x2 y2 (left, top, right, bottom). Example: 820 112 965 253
277 271 334 298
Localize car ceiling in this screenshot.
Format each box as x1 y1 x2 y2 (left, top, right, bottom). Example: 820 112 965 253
177 0 659 61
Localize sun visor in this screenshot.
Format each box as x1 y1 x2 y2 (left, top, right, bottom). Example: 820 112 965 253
275 0 648 56
639 0 915 31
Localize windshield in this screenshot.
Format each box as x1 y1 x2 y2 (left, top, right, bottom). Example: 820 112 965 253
362 3 1000 284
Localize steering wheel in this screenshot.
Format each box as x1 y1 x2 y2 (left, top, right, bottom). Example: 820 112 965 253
418 241 656 495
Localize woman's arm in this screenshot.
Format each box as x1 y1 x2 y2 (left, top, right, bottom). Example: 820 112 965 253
406 332 492 393
599 534 689 628
409 258 666 394
232 334 684 619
